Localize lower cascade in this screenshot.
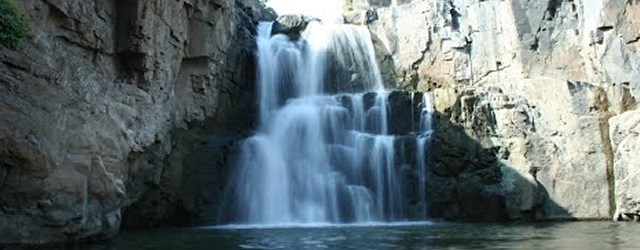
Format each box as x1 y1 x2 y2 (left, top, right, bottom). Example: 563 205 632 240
222 21 434 225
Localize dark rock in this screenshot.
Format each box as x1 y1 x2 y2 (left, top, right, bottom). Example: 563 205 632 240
366 9 379 24
387 91 419 135
238 0 277 22
421 91 528 221
456 176 506 220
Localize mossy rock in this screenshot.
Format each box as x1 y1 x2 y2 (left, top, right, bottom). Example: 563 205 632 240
0 0 29 50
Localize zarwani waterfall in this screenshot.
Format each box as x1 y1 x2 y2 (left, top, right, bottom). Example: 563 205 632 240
225 20 434 225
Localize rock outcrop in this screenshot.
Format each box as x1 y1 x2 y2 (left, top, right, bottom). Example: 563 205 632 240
0 0 271 245
348 0 640 220
272 14 319 39
611 111 640 221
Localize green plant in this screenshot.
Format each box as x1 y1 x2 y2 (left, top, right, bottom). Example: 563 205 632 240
344 0 354 12
0 0 29 50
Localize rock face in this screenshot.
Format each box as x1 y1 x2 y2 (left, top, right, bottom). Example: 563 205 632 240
0 0 270 244
610 111 640 221
428 82 612 220
349 0 640 220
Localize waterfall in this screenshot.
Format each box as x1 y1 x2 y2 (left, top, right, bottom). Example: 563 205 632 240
226 21 434 225
416 93 434 219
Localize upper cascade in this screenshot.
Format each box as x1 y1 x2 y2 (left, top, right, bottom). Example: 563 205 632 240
256 20 385 124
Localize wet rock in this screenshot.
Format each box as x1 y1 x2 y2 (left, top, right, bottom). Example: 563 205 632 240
426 108 510 221
387 91 420 135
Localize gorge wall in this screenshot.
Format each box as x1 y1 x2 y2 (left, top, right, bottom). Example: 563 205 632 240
2 0 639 246
347 0 640 221
0 0 273 244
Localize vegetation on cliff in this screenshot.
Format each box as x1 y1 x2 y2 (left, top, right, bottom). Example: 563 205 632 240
344 0 354 11
0 0 28 50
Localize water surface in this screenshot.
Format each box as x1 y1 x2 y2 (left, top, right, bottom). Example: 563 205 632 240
81 222 640 250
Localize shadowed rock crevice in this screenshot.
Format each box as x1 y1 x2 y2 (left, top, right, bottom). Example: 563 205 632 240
427 103 567 221
121 120 252 229
115 0 142 84
382 90 571 221
430 83 615 220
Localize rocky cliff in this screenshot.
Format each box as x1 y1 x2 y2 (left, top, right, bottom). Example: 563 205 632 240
0 0 273 244
347 0 639 221
2 0 639 245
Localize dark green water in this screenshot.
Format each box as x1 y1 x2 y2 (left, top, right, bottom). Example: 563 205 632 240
80 222 640 250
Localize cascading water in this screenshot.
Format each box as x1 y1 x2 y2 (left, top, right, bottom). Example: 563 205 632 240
416 93 434 219
225 20 434 225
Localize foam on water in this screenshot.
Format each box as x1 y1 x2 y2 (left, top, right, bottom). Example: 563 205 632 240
205 221 437 230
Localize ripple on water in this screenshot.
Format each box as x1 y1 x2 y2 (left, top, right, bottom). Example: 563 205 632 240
78 222 640 250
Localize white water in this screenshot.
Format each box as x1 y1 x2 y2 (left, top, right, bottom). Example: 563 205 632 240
416 93 434 219
229 21 434 225
207 221 435 230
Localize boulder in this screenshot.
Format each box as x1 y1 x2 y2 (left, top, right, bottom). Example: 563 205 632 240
271 14 320 39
